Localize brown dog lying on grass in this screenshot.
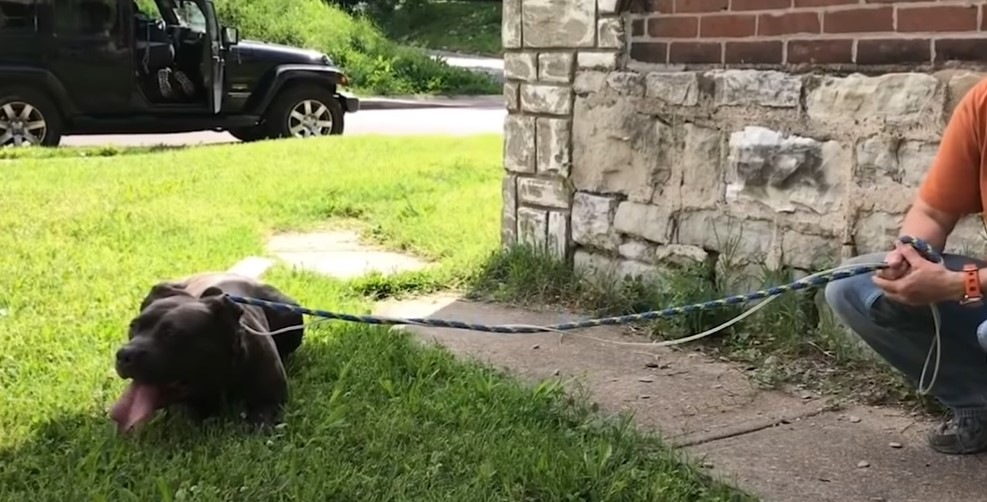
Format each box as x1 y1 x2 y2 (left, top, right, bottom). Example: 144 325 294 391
109 272 305 434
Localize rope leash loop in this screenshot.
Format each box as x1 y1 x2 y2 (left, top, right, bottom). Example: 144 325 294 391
224 235 945 395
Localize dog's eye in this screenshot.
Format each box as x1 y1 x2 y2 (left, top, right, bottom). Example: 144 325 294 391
127 319 140 339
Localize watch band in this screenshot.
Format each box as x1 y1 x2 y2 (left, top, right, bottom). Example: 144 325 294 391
962 263 983 305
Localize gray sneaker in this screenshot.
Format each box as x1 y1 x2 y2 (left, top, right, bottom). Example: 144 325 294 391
927 414 987 454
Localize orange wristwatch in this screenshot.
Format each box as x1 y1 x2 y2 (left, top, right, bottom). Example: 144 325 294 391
961 263 983 307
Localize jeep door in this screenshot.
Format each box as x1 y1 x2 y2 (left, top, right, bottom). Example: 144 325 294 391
46 0 133 114
173 0 220 113
0 0 43 64
200 0 221 113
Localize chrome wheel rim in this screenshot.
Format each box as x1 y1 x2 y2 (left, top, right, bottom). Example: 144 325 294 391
287 99 333 137
0 101 47 147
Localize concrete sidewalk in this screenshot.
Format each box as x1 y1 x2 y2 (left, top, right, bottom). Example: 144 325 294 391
427 49 504 83
361 94 503 110
373 294 984 502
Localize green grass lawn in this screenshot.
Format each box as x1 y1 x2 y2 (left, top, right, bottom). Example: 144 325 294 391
377 1 502 56
0 137 751 501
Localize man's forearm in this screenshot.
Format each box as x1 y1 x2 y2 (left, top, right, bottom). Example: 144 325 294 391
897 198 960 252
897 198 981 303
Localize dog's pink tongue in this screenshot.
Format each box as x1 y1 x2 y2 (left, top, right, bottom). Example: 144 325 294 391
109 382 161 433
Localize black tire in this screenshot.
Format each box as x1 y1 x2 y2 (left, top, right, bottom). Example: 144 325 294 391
0 87 64 147
228 125 268 143
263 83 344 139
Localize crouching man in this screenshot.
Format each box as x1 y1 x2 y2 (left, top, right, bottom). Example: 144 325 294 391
824 78 987 455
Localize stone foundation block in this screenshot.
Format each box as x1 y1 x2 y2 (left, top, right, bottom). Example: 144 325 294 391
572 192 621 250
517 206 549 248
708 70 801 108
645 72 699 106
505 52 537 81
536 117 572 176
806 73 942 126
613 201 675 244
726 126 847 215
504 114 536 173
504 81 520 111
501 175 518 246
521 84 573 115
547 211 570 259
518 177 571 209
522 0 595 48
538 52 574 83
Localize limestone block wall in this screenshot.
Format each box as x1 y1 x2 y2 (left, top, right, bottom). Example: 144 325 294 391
502 0 987 280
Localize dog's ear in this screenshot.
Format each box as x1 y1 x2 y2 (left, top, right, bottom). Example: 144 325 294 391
202 290 244 324
139 282 187 311
201 286 225 298
202 292 247 357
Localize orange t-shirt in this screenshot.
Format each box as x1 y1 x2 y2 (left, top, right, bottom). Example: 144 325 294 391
918 78 987 215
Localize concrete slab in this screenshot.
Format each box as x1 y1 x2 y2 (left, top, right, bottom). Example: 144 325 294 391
227 256 276 280
373 295 832 445
689 404 987 502
373 294 987 502
266 230 429 280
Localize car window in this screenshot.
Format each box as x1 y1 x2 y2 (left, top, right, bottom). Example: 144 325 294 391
133 0 162 21
173 0 204 32
0 0 36 31
53 0 119 37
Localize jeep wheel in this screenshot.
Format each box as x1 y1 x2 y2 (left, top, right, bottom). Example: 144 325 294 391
0 88 63 147
265 85 344 139
228 125 268 143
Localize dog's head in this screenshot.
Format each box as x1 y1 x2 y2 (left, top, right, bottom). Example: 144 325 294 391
110 284 246 433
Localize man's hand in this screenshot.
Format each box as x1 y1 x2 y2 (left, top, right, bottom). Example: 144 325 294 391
872 245 963 306
875 245 911 281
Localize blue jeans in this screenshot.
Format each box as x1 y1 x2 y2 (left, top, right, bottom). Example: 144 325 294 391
824 252 987 413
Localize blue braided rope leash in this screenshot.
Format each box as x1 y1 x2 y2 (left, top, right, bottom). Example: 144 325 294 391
223 235 942 335
225 234 946 395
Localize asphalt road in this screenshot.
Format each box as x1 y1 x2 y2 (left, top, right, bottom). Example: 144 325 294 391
61 105 506 147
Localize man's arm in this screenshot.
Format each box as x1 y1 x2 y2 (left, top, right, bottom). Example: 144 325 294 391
898 196 962 253
880 78 986 287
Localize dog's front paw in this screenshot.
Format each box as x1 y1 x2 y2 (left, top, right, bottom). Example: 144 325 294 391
242 405 281 428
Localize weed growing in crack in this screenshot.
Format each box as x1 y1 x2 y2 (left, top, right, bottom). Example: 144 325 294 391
467 240 943 414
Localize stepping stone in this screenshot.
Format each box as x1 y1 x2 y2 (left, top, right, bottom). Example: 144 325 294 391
265 230 429 280
227 256 276 279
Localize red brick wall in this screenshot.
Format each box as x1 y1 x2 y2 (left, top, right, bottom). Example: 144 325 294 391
628 0 987 67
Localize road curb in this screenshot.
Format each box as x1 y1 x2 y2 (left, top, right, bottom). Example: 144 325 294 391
360 95 504 111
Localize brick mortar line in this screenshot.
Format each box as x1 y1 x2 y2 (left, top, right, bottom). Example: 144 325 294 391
624 60 987 75
511 80 573 89
891 1 896 31
630 33 987 42
639 2 977 16
515 202 572 213
503 47 620 54
507 110 573 120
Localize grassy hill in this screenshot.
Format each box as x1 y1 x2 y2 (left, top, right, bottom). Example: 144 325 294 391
214 0 500 95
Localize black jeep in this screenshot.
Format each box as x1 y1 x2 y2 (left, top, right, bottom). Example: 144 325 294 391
0 0 359 147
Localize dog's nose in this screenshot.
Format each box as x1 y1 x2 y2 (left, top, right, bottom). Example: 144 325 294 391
116 346 144 368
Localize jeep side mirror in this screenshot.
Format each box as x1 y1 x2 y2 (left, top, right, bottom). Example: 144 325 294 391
222 26 239 46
